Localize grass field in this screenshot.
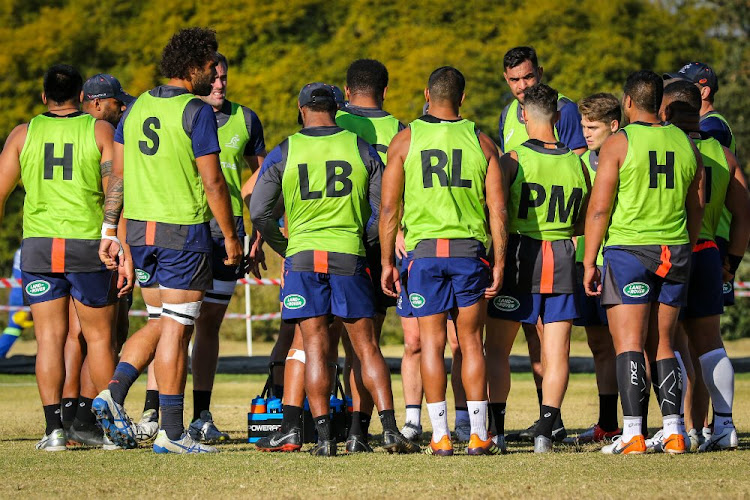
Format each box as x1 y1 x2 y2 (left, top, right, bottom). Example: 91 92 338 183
2 372 749 499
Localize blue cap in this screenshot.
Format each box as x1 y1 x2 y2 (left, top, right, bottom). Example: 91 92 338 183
83 74 134 104
663 62 718 94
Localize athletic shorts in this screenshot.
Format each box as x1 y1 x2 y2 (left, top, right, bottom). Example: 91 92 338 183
22 270 117 307
280 257 375 320
601 247 689 307
682 241 724 319
396 255 414 318
488 290 578 324
716 237 735 306
205 237 241 305
366 244 397 315
130 246 212 291
573 264 608 327
404 256 489 317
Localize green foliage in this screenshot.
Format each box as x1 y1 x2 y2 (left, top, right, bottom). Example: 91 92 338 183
0 0 747 338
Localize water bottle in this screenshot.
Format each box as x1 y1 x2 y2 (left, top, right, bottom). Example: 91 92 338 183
267 397 282 413
250 395 267 414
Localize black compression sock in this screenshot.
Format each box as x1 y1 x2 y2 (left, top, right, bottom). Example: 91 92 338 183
143 390 159 413
598 394 619 432
193 390 212 421
43 404 63 435
314 414 332 442
378 409 397 433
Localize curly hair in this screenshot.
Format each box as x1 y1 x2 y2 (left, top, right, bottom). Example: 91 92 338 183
160 27 218 80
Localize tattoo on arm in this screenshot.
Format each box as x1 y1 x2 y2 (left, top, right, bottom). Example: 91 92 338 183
100 160 112 179
103 175 123 225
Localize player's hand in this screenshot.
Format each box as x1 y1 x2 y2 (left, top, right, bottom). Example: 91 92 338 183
99 239 119 270
247 231 267 279
117 252 134 297
395 230 407 259
280 259 286 289
485 264 503 299
721 261 734 284
381 263 401 298
583 264 602 296
224 235 243 267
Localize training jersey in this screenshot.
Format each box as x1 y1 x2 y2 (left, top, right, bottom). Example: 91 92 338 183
251 126 383 272
498 93 586 153
700 111 736 242
19 112 106 273
605 122 697 247
402 116 488 254
509 140 587 241
116 85 220 252
575 149 603 265
335 104 403 163
693 134 731 241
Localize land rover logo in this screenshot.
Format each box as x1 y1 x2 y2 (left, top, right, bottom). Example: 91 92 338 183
409 293 426 308
623 282 650 298
135 269 150 283
284 294 306 309
723 282 733 294
493 295 520 312
25 280 50 297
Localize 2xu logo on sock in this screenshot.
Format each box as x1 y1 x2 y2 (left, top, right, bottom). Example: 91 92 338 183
630 361 639 386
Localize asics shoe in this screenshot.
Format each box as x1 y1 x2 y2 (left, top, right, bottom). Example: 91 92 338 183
601 435 646 455
345 434 373 453
491 434 508 454
425 435 454 456
687 428 702 452
663 433 686 454
382 429 420 454
152 430 218 454
645 429 664 453
509 420 567 442
309 439 337 456
92 390 137 449
702 426 713 442
255 427 302 452
534 435 553 453
400 422 422 442
564 423 621 444
467 434 500 455
698 427 738 452
454 421 471 442
188 410 230 443
134 409 159 443
35 429 67 452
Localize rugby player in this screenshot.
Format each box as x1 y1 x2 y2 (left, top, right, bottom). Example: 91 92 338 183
94 27 242 454
565 93 622 443
0 64 119 451
658 80 748 451
381 67 508 456
486 83 589 453
498 47 587 441
190 52 266 443
251 83 418 456
584 70 705 455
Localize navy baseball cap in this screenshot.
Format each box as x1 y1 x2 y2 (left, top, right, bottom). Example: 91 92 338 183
83 74 135 104
330 85 345 108
663 62 719 94
297 82 336 124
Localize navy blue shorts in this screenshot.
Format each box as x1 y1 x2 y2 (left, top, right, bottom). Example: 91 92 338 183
130 246 212 291
22 270 117 307
405 256 489 317
601 247 688 307
280 257 375 320
716 237 735 306
573 265 608 327
488 290 578 324
210 237 242 282
682 243 724 319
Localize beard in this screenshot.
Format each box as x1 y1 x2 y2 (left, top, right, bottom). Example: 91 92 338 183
192 70 214 97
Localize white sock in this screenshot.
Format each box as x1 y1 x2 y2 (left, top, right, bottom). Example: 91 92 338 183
621 416 642 442
455 408 469 426
663 414 681 438
426 401 449 443
699 348 735 433
466 401 488 440
405 406 421 427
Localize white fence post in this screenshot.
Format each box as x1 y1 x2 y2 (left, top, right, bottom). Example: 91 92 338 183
244 234 253 357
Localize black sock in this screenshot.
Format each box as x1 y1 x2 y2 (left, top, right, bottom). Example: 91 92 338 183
314 414 332 442
598 394 619 432
108 362 139 406
61 398 77 428
641 392 650 437
378 409 397 433
160 394 184 441
553 411 564 430
650 362 664 409
536 405 560 439
349 411 364 437
272 384 284 399
616 351 647 424
655 358 682 417
536 388 543 410
361 413 372 436
75 397 96 427
489 403 506 436
193 390 212 422
143 390 159 413
280 405 302 432
43 404 63 435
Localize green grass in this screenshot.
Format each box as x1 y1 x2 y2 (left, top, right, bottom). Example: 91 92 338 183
2 373 750 498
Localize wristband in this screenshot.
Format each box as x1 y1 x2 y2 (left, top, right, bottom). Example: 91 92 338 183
726 254 743 276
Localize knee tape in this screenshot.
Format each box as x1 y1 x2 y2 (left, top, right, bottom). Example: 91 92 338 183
204 280 235 305
146 304 162 321
286 348 305 364
161 301 202 326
